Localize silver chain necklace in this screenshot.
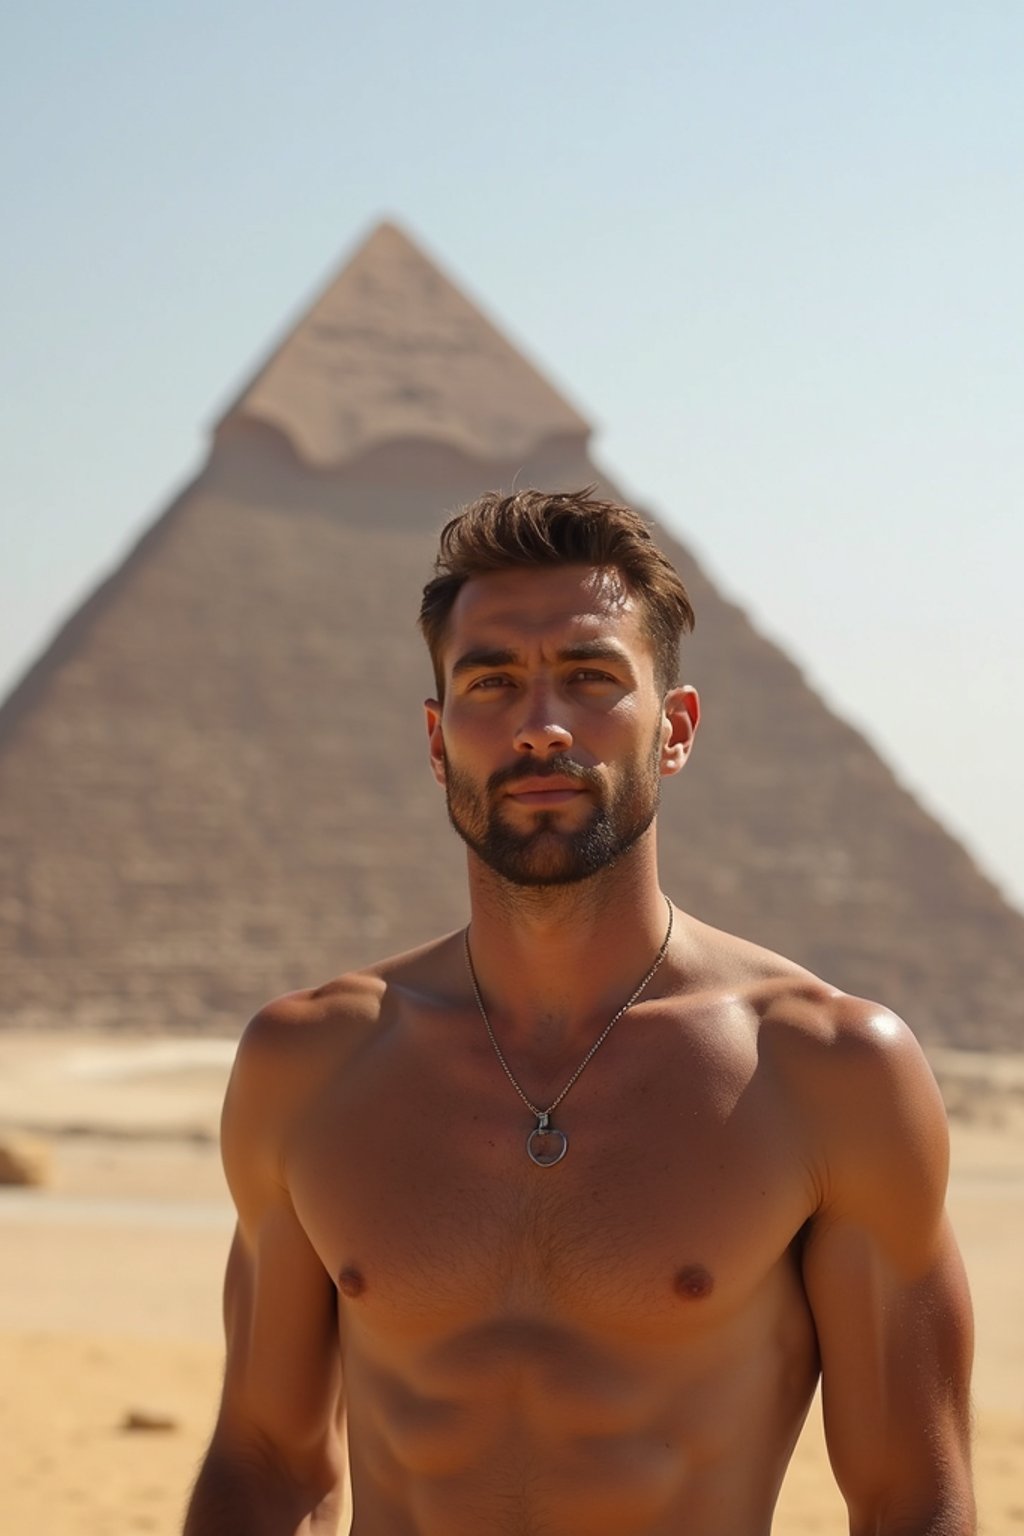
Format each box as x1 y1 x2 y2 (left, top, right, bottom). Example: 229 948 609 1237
463 896 673 1167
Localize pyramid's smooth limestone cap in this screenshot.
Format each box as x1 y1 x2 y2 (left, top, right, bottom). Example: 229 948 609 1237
218 220 591 467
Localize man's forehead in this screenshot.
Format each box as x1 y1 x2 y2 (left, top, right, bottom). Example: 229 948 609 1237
447 564 637 641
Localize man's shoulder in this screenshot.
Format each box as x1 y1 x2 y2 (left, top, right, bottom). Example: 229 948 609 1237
712 943 950 1236
237 929 463 1068
746 961 931 1111
690 916 915 1059
751 969 927 1101
243 974 383 1049
689 917 940 1128
221 932 463 1174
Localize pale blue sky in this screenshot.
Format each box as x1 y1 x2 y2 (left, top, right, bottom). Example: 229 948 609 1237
3 1 1022 906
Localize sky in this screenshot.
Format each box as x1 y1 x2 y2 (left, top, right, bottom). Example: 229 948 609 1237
2 1 1022 908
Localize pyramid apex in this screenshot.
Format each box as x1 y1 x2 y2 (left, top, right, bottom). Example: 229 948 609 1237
347 216 418 251
363 215 414 240
217 220 590 467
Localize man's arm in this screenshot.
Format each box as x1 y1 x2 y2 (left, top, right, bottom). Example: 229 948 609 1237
799 1002 974 1536
184 1000 347 1536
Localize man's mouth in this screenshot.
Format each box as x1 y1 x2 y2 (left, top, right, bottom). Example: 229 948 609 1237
503 776 590 807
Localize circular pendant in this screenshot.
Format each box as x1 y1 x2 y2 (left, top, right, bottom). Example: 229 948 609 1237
527 1120 568 1167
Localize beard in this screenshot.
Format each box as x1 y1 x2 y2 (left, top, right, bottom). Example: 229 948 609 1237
443 737 662 888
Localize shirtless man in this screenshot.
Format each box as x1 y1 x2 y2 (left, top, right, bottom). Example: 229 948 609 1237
184 488 974 1535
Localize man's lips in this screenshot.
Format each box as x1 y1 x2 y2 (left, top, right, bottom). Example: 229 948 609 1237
503 777 590 806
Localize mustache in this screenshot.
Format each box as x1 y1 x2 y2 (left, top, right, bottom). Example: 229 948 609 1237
487 758 600 794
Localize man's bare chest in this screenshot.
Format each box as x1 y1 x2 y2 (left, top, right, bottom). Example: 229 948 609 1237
285 1012 815 1347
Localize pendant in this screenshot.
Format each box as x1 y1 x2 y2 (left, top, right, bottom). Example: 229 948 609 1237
527 1111 568 1167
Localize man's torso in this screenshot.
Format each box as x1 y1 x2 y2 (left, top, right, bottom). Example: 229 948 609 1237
274 923 833 1535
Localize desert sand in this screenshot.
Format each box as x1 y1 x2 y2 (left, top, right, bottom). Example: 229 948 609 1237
1 1032 1021 1536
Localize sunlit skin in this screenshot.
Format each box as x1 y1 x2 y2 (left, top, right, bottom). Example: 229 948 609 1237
184 565 974 1536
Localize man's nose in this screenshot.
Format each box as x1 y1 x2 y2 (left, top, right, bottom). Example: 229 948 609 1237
513 686 573 754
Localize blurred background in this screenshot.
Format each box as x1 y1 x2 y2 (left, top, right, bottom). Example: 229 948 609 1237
1 4 1021 1533
4 0 1023 907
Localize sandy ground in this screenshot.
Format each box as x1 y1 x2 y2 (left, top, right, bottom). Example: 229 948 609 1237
1 1032 1022 1536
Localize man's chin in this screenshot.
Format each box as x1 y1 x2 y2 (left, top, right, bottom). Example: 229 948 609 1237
447 793 655 887
471 828 621 888
493 860 599 890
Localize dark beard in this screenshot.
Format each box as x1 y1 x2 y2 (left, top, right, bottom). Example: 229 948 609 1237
443 745 661 888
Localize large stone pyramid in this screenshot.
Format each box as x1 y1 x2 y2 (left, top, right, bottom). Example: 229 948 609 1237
2 222 1021 1046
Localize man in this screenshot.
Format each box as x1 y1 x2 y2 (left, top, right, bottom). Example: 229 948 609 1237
184 488 974 1535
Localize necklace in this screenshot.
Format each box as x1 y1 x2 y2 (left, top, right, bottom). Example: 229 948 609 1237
464 897 674 1167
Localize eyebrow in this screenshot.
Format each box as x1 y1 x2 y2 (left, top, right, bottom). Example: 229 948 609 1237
450 641 636 679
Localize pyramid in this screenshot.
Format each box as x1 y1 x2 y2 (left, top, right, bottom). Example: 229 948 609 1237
1 221 1021 1046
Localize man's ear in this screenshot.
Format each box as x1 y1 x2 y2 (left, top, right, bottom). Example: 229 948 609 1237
659 686 700 778
424 699 446 786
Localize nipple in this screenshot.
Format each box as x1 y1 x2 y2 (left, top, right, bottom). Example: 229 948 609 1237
673 1264 714 1300
337 1265 367 1299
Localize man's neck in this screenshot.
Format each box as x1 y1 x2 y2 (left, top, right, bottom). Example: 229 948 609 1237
463 849 675 1051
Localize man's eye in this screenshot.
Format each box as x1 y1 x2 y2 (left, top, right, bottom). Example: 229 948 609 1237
571 669 614 683
470 675 512 690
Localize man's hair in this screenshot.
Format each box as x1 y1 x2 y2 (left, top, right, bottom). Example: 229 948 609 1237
419 487 695 696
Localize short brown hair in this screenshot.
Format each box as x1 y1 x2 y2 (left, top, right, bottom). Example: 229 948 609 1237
419 487 695 696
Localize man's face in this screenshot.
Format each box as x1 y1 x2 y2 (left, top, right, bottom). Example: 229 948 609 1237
425 565 692 888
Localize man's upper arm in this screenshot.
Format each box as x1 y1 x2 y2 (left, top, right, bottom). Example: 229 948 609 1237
212 1002 344 1497
799 1004 974 1536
